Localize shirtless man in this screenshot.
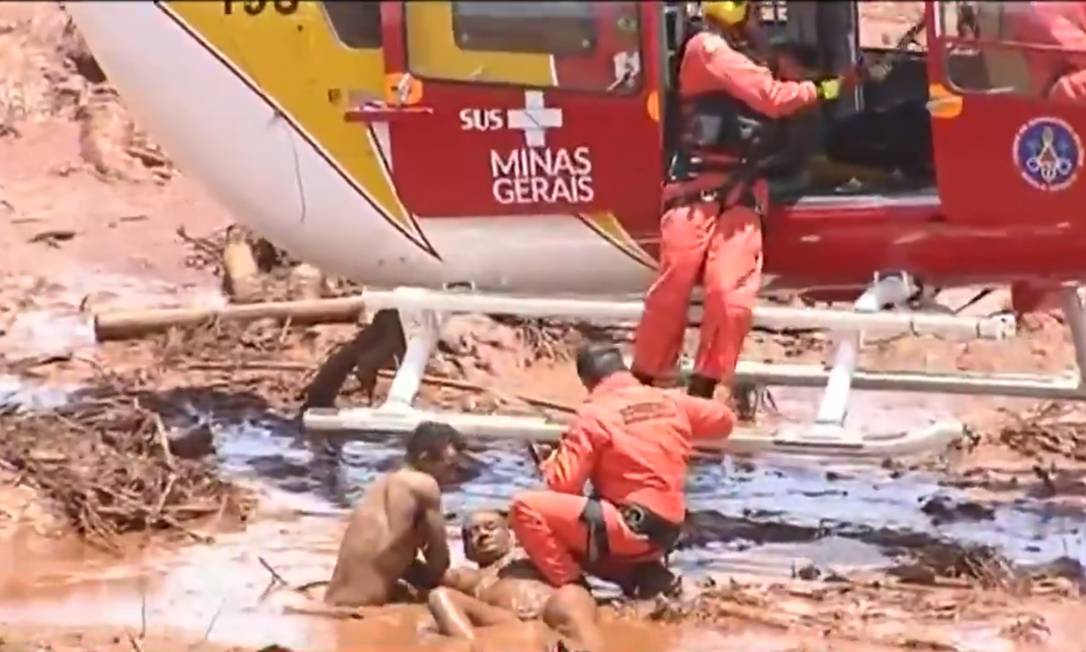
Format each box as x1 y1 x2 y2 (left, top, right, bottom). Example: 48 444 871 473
427 510 602 652
322 421 465 608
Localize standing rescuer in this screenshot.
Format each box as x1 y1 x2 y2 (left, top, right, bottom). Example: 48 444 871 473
509 343 735 593
630 0 861 410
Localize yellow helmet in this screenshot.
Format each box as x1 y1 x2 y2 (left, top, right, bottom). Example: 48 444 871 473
702 1 750 27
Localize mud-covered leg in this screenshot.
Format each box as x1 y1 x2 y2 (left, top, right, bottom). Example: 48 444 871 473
427 587 520 640
301 308 406 412
541 585 602 652
300 309 405 476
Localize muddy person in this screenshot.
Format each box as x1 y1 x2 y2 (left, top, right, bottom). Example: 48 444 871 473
323 420 465 608
511 342 735 595
429 509 602 652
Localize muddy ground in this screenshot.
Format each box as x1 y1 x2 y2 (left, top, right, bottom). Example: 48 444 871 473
1 2 1085 652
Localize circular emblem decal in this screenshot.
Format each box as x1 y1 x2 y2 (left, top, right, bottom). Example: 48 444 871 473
1013 116 1083 192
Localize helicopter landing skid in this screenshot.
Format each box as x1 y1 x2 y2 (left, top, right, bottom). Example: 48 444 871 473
298 280 1034 461
303 401 965 461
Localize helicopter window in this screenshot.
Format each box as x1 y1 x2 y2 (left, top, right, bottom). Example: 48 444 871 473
404 1 642 94
452 2 596 56
321 1 381 50
858 2 927 51
939 0 1086 100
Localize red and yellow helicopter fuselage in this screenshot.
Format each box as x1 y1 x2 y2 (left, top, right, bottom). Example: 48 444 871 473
65 1 1086 300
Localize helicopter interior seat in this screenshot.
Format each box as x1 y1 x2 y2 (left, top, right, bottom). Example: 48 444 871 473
815 49 936 192
769 53 936 201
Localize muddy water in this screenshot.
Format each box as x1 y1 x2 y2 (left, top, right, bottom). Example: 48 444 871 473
2 377 1085 650
0 270 224 359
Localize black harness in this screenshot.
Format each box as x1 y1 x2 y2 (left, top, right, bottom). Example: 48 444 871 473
579 497 683 566
663 27 788 216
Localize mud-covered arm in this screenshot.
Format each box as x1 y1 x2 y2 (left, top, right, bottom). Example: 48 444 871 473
428 588 479 640
415 478 451 584
539 415 604 494
439 566 483 594
673 393 735 440
691 33 819 118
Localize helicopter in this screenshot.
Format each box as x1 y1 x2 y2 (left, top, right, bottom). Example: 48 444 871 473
64 0 1086 459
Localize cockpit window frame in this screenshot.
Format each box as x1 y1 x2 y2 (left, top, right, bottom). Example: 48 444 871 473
401 0 646 97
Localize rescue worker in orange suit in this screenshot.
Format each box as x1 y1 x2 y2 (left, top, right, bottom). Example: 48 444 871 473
630 1 862 413
1006 1 1086 103
509 343 734 595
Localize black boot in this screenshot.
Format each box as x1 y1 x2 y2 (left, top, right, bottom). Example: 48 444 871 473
687 374 717 399
631 369 655 386
629 561 681 599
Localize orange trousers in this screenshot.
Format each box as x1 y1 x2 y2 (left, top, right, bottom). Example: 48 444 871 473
509 491 662 587
632 200 764 383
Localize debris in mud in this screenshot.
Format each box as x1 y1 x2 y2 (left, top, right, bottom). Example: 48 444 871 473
1001 614 1051 644
0 384 255 550
175 224 359 304
27 228 76 247
222 224 264 303
999 402 1086 462
905 542 1016 590
491 315 578 365
918 495 995 523
78 85 174 184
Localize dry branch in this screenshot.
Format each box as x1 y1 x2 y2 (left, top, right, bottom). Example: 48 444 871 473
0 385 254 549
94 296 367 341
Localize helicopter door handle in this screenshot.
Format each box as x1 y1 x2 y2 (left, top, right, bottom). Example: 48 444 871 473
344 103 435 124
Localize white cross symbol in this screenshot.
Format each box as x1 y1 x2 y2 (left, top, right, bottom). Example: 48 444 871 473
506 90 562 148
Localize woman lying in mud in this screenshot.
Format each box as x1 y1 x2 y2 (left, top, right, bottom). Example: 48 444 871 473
428 509 602 652
320 421 465 610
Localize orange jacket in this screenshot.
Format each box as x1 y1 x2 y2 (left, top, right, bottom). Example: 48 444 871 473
665 30 821 205
539 372 735 525
680 30 820 118
1006 2 1086 96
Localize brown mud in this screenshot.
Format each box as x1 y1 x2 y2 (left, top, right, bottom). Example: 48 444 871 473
2 2 1086 651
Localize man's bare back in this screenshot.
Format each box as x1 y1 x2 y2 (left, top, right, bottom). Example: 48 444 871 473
323 422 463 608
429 511 601 652
325 468 447 606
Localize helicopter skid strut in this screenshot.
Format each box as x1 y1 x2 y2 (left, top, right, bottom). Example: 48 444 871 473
298 279 1076 461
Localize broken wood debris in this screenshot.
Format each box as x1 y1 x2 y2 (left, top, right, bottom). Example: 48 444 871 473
93 296 368 341
0 385 255 551
28 228 76 246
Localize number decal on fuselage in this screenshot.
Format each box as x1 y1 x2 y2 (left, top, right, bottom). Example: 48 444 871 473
222 0 298 17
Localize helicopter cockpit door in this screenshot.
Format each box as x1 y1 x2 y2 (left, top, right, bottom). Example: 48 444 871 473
369 1 663 237
929 0 1086 226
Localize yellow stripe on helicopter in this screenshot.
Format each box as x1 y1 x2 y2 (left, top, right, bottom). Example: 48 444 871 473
162 1 657 269
161 0 436 256
579 212 658 270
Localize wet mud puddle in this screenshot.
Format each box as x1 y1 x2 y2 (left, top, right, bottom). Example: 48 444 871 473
1 378 1085 651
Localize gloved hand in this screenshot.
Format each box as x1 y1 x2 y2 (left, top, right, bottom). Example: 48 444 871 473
816 77 843 100
816 63 865 101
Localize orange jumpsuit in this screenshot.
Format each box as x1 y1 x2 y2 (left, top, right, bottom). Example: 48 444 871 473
631 30 821 386
1007 2 1086 102
509 371 734 587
